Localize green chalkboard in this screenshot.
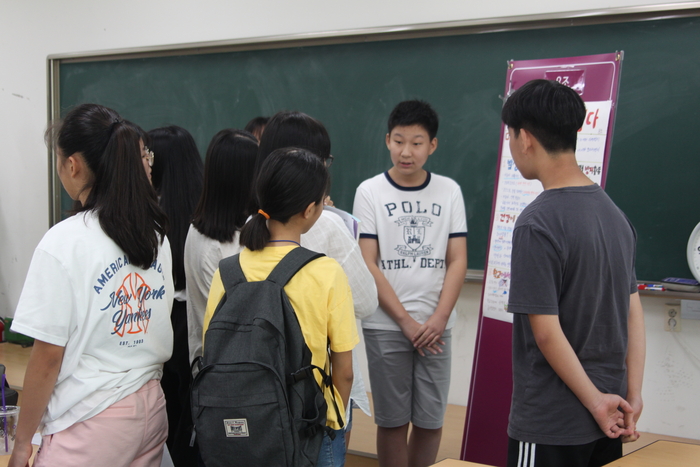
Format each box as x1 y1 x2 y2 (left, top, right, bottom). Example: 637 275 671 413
58 15 700 280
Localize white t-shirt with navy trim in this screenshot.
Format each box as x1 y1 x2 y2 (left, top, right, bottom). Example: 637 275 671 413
353 171 467 331
11 211 174 435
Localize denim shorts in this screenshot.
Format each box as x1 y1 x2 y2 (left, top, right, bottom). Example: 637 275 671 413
316 428 346 467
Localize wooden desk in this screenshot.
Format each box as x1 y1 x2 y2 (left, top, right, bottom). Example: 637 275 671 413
432 460 493 467
604 440 700 467
0 343 31 390
430 441 700 467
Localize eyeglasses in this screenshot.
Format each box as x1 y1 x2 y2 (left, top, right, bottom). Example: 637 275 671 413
325 154 334 168
142 147 155 167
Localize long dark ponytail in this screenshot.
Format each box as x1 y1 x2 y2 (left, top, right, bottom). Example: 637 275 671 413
56 104 167 269
240 147 329 251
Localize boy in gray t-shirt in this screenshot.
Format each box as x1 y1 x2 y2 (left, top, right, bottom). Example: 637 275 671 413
502 79 646 467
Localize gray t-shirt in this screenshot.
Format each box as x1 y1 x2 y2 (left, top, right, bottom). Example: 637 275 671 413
507 184 637 446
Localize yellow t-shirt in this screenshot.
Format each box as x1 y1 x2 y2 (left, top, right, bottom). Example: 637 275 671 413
203 245 359 430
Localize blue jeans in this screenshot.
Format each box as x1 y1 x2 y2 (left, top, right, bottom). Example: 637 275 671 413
316 428 346 467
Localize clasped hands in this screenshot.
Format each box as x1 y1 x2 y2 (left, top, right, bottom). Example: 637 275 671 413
399 314 447 357
589 392 643 443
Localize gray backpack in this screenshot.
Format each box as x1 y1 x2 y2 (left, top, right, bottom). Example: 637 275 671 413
191 247 342 467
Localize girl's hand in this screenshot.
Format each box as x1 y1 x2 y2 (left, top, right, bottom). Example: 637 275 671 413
8 440 33 467
323 196 334 207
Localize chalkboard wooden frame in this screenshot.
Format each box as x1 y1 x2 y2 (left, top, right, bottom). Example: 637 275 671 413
46 3 700 280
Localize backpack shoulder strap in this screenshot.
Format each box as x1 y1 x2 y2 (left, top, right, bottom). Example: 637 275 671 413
267 247 325 287
218 254 247 292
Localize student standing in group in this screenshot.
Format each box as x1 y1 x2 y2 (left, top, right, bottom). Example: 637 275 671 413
9 104 173 467
131 123 153 183
503 79 645 467
184 129 258 364
148 125 204 467
202 148 358 466
353 100 467 467
244 116 269 141
256 111 377 322
256 111 378 446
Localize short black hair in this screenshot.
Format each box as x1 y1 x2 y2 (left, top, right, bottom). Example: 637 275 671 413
501 79 586 154
257 111 331 169
252 111 331 213
387 100 439 140
192 129 258 243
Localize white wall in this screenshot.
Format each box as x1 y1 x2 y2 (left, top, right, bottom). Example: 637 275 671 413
634 298 700 439
1 0 697 440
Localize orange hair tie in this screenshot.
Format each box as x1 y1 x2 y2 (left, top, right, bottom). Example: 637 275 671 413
258 209 270 220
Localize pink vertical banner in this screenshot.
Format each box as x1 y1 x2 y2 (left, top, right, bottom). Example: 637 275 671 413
461 52 623 467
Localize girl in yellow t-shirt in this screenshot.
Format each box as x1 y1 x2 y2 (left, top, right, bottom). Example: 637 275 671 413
202 147 358 467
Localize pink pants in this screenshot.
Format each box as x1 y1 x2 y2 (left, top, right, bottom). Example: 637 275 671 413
34 379 168 467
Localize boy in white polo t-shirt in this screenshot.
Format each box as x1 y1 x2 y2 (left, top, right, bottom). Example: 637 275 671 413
353 100 467 467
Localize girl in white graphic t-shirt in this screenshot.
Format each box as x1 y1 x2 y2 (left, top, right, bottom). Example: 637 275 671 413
10 104 174 467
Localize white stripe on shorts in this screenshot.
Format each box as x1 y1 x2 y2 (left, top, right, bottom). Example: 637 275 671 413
517 441 536 467
517 441 524 467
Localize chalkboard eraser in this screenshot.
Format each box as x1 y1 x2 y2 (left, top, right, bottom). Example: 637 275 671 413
661 277 700 292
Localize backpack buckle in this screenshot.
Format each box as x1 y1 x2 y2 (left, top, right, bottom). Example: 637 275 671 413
303 424 319 437
287 366 314 385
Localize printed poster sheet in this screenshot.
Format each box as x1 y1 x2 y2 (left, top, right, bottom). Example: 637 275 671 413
483 100 612 322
